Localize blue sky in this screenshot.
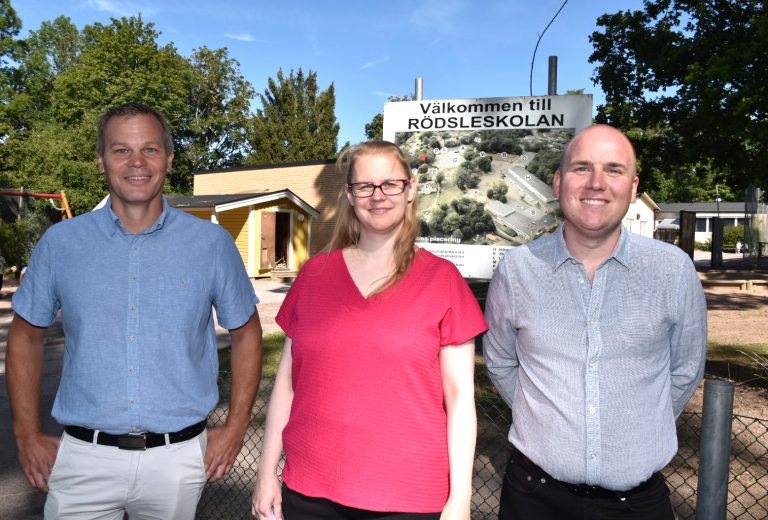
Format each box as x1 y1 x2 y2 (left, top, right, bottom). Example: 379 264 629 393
12 0 645 147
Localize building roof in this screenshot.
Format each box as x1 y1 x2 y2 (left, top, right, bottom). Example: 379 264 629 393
485 199 558 240
192 158 336 175
637 193 660 211
657 202 745 213
169 189 320 219
505 166 556 204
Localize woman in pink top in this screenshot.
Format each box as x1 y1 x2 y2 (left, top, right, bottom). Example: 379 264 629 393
252 141 487 519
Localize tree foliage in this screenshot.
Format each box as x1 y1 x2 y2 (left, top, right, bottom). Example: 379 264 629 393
0 0 21 127
1 4 341 216
455 165 480 191
428 198 495 241
487 180 508 203
0 206 57 266
0 8 261 213
52 17 189 126
364 94 414 142
589 0 767 200
247 68 339 164
527 149 561 185
176 46 254 177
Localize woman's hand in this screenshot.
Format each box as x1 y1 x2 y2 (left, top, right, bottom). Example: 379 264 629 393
251 472 282 519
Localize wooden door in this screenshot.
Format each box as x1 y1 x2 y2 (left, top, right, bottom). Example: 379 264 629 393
261 212 276 269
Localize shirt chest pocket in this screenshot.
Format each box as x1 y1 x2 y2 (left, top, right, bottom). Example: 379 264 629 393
155 275 210 329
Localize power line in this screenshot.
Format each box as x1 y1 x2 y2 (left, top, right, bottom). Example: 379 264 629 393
529 0 569 96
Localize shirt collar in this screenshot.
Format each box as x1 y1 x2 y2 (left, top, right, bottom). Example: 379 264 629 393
552 224 631 270
102 195 170 236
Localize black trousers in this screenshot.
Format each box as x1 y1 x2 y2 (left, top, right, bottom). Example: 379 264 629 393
282 484 441 520
498 448 674 520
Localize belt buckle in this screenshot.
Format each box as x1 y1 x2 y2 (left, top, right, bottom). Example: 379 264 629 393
117 432 147 450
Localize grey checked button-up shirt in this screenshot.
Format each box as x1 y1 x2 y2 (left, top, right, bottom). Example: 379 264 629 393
483 225 707 491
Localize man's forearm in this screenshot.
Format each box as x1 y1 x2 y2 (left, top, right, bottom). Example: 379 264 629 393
6 315 47 438
226 310 263 431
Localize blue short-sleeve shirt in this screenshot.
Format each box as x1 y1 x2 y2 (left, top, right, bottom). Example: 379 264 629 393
13 197 259 434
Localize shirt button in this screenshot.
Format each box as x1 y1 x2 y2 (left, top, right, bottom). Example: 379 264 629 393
128 335 135 342
131 273 138 280
589 361 596 369
591 452 598 460
130 304 136 311
128 367 135 373
132 245 139 251
130 400 136 405
588 405 597 415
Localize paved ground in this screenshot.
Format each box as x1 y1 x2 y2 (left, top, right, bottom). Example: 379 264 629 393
0 277 289 519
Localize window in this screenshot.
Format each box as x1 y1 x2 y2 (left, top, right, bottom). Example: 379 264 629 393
695 218 708 232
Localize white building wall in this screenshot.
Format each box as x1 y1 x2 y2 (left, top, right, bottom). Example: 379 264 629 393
623 197 656 238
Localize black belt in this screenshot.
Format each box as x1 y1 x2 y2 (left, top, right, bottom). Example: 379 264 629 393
511 446 660 500
64 420 207 450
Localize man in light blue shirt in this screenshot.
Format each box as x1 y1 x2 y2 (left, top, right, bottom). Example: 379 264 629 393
484 125 706 519
6 103 263 519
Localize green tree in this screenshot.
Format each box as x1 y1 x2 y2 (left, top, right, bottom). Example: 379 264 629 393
52 16 189 126
1 15 200 209
0 209 54 266
364 94 414 142
589 0 768 197
527 149 561 185
429 197 495 241
3 16 80 131
0 0 21 84
487 180 508 203
0 0 22 128
2 116 106 214
647 161 737 203
364 113 383 141
455 166 480 191
476 155 493 173
723 224 745 249
247 68 339 164
176 46 254 176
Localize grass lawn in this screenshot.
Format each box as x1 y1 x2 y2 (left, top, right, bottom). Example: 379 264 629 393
218 332 286 379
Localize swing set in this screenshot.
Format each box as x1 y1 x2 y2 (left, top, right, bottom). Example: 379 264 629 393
0 190 73 219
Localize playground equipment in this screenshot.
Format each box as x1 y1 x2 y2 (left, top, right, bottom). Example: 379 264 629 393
0 189 72 219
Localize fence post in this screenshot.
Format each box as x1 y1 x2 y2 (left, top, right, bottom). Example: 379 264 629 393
696 378 734 519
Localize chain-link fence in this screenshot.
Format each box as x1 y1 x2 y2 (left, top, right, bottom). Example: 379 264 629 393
198 374 768 519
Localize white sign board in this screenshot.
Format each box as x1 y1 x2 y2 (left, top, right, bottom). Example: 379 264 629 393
384 94 592 279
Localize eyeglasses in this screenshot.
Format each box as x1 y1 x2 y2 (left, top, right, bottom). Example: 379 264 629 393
347 179 409 198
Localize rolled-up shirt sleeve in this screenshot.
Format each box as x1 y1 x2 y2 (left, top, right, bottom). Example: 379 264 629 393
483 258 520 410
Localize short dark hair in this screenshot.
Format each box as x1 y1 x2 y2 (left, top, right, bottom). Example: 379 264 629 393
96 102 174 156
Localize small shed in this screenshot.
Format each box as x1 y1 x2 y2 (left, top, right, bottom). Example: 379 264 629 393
170 190 319 277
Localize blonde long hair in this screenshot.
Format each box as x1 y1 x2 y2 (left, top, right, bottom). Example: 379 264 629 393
328 141 420 294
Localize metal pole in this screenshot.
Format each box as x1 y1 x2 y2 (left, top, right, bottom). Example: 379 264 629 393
548 56 557 96
414 77 423 101
696 379 734 519
716 184 721 218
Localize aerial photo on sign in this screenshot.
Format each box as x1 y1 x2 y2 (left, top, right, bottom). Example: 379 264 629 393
383 94 592 278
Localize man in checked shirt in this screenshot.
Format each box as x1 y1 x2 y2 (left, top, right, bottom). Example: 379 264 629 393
484 124 707 519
